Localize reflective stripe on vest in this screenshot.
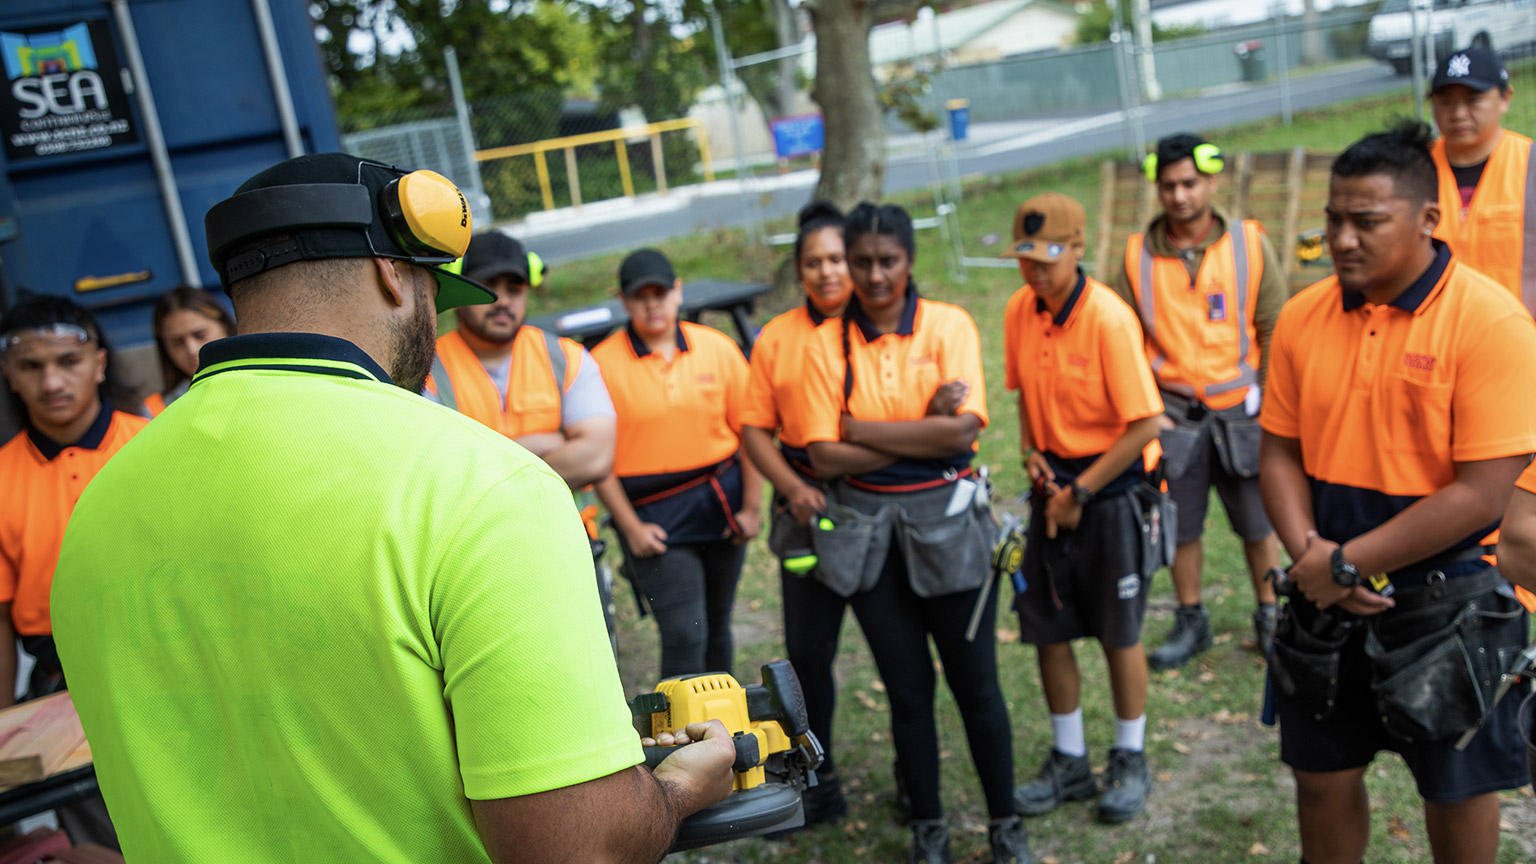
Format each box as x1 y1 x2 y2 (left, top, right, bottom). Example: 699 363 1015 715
1130 222 1260 407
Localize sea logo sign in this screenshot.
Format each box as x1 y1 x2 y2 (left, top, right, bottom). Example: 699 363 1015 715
0 20 138 161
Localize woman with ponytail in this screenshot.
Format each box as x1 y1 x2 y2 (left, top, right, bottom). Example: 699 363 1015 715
800 203 1032 864
740 200 854 829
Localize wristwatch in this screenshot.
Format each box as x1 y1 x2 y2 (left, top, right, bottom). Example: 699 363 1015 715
1069 481 1094 507
1330 546 1360 588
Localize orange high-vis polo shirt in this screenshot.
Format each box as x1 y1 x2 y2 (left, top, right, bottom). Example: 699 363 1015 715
1261 242 1536 558
801 284 987 488
428 327 584 438
1431 131 1536 314
741 303 837 458
1125 219 1265 410
591 321 749 480
1005 273 1163 491
0 406 148 635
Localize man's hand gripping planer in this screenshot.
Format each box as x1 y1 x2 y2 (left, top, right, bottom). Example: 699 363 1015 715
631 660 824 851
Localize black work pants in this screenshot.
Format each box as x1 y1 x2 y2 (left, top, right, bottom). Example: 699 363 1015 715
628 541 745 679
848 542 1015 820
780 564 850 773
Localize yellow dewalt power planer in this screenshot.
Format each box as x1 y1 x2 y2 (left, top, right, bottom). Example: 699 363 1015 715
631 659 824 851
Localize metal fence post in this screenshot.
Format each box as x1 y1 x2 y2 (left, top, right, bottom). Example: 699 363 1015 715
1411 0 1427 122
710 5 761 247
1272 6 1293 126
564 148 582 209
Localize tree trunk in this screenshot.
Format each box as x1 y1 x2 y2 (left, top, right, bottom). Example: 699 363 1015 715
808 0 884 210
1300 0 1324 66
772 0 800 118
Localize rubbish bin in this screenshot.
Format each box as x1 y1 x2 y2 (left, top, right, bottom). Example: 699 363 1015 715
946 98 971 142
1234 40 1266 82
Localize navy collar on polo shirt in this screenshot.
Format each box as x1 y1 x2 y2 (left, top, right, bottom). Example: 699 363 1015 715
193 333 394 385
625 322 690 358
27 398 112 461
1341 240 1451 313
805 299 829 327
850 280 920 343
1034 270 1088 327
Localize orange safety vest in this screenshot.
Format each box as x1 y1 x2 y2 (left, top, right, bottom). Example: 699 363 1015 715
1431 131 1536 315
1125 220 1264 411
144 392 165 417
429 327 581 439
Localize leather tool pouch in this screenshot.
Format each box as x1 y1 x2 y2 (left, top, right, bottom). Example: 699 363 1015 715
1269 601 1352 722
1364 579 1522 744
1213 407 1262 479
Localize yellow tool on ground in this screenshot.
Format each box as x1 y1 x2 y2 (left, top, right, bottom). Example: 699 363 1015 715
632 660 824 851
1295 227 1326 265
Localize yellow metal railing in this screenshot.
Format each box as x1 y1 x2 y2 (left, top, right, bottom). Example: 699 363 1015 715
476 117 715 212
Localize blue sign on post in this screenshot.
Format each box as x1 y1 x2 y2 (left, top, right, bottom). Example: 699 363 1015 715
770 113 825 160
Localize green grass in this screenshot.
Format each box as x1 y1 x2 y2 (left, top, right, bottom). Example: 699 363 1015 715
505 87 1536 863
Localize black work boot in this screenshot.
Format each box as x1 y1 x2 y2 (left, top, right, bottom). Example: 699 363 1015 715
988 816 1036 864
908 819 952 864
1148 604 1212 669
1252 603 1277 657
1013 749 1095 816
1097 748 1150 823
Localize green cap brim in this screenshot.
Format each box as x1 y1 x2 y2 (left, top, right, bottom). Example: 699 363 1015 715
432 258 495 312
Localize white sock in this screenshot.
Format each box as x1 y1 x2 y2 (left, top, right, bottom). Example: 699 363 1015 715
1115 715 1147 752
1050 708 1086 758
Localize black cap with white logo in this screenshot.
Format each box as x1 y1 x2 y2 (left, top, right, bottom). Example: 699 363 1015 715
1432 47 1509 93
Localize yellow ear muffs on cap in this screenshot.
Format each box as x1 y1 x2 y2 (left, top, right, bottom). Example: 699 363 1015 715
381 170 472 259
1143 152 1159 183
1193 143 1224 175
528 251 546 289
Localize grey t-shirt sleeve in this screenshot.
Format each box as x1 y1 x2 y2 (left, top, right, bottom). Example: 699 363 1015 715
561 349 616 428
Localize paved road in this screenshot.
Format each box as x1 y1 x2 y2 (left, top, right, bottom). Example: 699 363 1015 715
521 62 1409 264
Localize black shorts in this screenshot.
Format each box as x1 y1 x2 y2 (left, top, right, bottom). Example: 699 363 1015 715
1167 419 1272 546
1014 489 1151 649
1275 580 1532 803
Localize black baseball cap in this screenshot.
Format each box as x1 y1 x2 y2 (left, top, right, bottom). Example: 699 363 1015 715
204 152 494 313
618 248 676 296
463 232 531 284
1431 47 1509 93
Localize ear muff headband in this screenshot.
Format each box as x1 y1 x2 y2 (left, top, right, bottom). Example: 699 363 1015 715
381 170 472 259
528 251 545 289
1143 143 1225 182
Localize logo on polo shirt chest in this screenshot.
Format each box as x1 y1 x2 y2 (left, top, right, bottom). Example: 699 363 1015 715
1068 353 1090 369
696 373 717 384
1402 352 1438 373
910 354 934 366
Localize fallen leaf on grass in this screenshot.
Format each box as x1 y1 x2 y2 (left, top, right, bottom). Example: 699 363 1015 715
1388 816 1411 840
1172 742 1193 755
1041 857 1062 864
1247 842 1270 856
1156 772 1173 782
1168 691 1192 705
1521 786 1534 798
1242 773 1262 782
996 628 1020 642
1114 851 1136 864
1179 728 1209 741
854 690 886 712
1211 709 1249 725
870 731 886 742
1197 671 1216 683
749 599 762 611
1162 669 1181 680
870 679 886 693
1213 632 1234 645
1500 819 1514 831
842 820 868 838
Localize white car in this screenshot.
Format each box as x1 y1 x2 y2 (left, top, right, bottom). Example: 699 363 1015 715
1367 0 1536 75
